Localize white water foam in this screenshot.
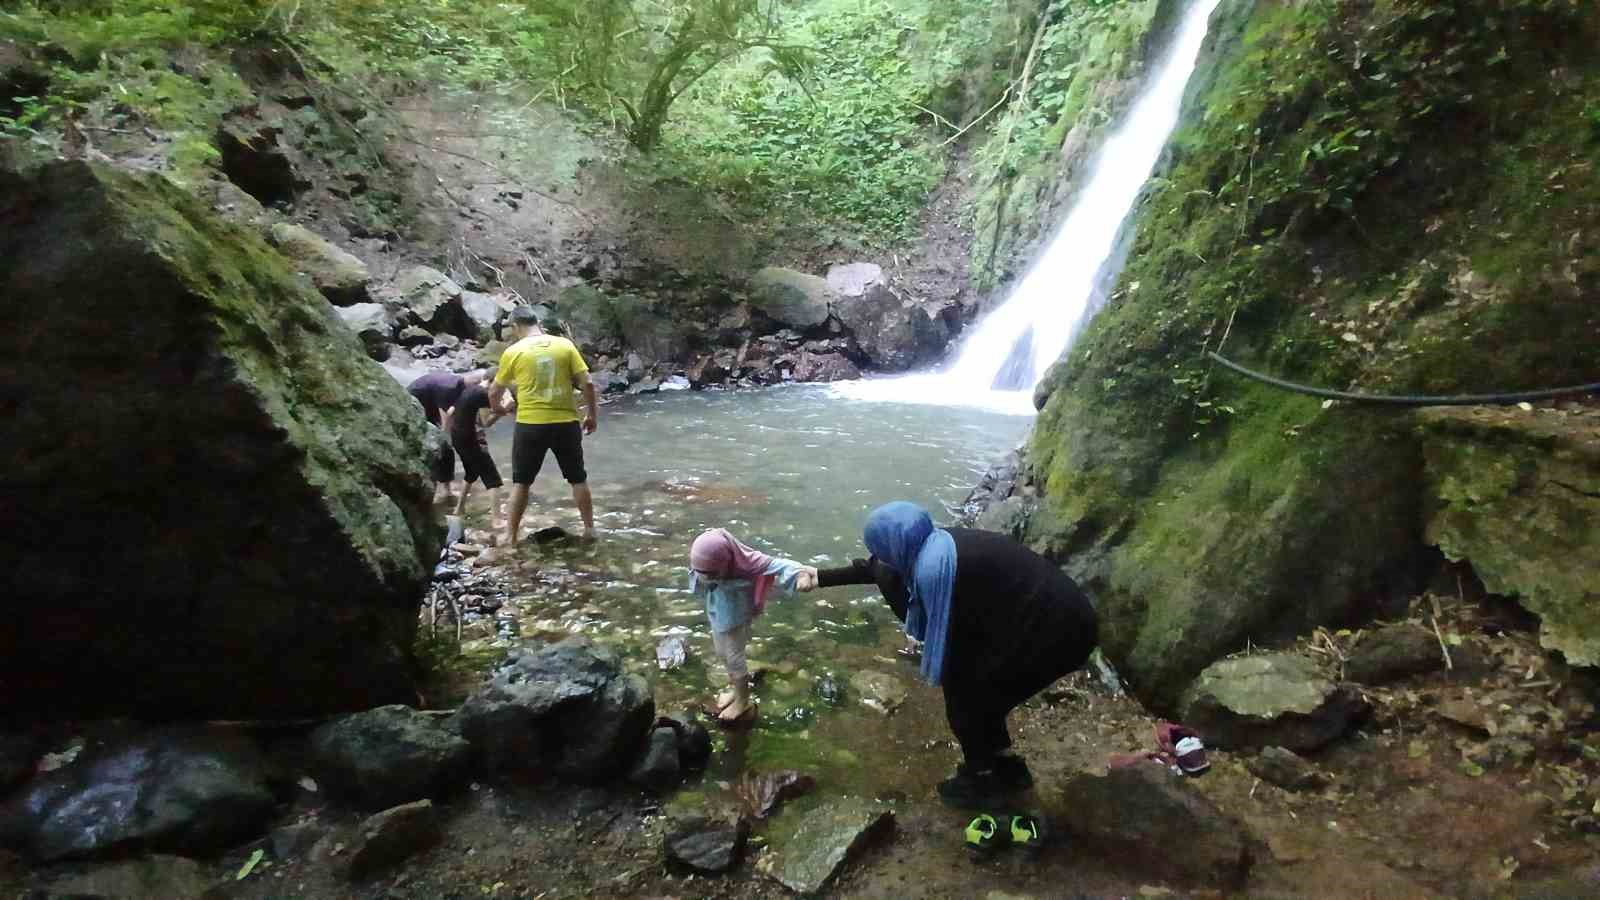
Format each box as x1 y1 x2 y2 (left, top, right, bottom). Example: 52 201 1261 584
834 0 1222 415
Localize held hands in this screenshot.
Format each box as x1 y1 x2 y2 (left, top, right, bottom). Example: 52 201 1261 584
795 566 819 592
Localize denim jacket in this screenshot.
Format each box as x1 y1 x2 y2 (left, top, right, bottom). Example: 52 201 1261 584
689 557 805 633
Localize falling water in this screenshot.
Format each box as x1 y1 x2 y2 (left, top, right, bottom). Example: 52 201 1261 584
836 0 1222 413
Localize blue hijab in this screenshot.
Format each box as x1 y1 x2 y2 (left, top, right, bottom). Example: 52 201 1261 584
863 501 956 685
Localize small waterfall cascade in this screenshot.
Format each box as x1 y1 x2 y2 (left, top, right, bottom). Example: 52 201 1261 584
835 0 1222 414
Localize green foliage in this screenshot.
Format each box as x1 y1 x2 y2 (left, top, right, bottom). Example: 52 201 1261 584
662 0 1008 243
966 0 1164 289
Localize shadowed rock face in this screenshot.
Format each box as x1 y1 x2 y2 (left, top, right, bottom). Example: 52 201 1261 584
0 160 441 718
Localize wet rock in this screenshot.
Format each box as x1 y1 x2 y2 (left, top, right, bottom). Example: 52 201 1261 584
308 705 472 809
827 262 948 370
47 854 213 899
975 495 1034 540
397 324 434 347
0 732 41 794
750 267 835 330
656 636 690 671
556 671 655 782
433 333 461 351
1345 625 1444 685
814 673 846 707
0 732 275 861
661 375 691 391
457 638 654 780
759 798 894 895
271 821 329 860
460 290 513 342
626 727 681 793
1 162 439 718
611 293 689 363
850 671 908 715
1179 653 1369 752
341 800 441 880
627 378 661 395
1419 407 1600 668
791 351 861 383
665 816 748 874
268 223 370 304
671 717 713 771
1246 746 1330 792
217 119 302 206
336 302 397 360
1060 764 1259 888
389 265 472 338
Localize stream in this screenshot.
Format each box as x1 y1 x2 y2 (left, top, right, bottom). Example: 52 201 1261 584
455 384 1031 803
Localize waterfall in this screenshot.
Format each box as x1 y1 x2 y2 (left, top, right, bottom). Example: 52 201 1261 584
836 0 1222 414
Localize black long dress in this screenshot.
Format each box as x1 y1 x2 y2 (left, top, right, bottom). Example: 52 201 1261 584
817 527 1098 766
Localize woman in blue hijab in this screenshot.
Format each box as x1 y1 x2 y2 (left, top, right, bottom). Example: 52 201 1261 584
817 501 1098 807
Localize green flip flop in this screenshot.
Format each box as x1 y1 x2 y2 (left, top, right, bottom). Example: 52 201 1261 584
1008 814 1044 854
964 813 1007 854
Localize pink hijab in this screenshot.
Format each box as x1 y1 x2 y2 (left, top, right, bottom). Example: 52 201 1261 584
690 528 777 614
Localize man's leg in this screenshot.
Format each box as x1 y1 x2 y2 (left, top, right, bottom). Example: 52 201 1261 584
505 485 531 546
572 482 594 537
453 479 472 517
550 421 594 538
505 423 545 546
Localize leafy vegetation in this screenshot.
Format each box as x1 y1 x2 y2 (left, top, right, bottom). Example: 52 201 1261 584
3 0 1026 242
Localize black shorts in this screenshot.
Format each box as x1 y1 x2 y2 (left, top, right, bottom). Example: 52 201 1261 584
512 421 586 485
452 434 503 489
430 443 456 484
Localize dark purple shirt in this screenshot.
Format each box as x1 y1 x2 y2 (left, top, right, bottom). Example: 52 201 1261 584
407 372 465 425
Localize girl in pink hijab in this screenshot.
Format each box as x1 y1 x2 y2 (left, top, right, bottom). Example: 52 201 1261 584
689 528 817 724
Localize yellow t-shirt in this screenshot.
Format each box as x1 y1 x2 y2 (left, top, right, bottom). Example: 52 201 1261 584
496 334 590 425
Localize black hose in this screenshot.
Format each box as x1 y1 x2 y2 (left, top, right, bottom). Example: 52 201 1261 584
1207 352 1600 407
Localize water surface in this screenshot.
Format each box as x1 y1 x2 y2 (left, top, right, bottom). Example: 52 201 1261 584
464 385 1030 799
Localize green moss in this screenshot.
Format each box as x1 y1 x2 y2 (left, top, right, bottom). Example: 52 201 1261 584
1027 0 1600 707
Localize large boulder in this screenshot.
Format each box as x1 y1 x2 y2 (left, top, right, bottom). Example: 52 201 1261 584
456 637 655 780
460 290 515 343
336 302 398 361
611 292 690 363
791 350 861 383
552 284 622 351
0 161 440 718
1179 653 1369 752
0 732 276 861
1419 407 1600 668
1059 765 1259 888
308 705 472 809
749 267 835 330
268 223 370 304
388 265 472 338
827 263 948 370
1021 0 1600 713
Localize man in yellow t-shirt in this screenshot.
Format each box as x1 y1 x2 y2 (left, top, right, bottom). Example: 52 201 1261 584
488 307 598 544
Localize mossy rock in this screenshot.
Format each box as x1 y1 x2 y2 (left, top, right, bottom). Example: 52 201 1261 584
0 160 440 718
1025 1 1600 708
1419 407 1600 667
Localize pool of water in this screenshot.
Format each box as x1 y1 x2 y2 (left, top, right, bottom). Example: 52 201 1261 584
458 384 1031 801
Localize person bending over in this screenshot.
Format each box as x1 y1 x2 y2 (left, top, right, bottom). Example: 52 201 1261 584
816 501 1098 807
688 529 818 725
408 368 489 504
448 367 508 531
488 308 598 544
